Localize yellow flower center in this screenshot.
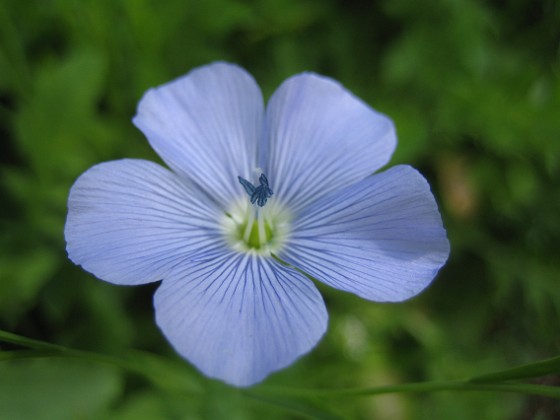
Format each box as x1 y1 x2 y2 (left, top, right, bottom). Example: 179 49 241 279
222 199 291 255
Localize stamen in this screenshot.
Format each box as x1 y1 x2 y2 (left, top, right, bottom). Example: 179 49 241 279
243 207 256 244
221 197 291 254
257 208 266 248
238 173 273 207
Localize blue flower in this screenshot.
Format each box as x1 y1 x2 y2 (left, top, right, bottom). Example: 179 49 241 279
65 62 449 387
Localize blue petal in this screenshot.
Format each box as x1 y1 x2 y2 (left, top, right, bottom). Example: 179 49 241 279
65 159 224 285
262 73 397 212
154 253 328 387
133 62 264 208
280 165 450 302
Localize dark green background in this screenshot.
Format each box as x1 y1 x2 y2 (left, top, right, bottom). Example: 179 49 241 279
1 0 559 418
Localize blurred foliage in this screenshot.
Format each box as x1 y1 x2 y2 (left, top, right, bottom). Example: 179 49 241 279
1 0 559 418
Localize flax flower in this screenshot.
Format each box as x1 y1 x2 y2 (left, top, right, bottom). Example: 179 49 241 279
65 62 449 387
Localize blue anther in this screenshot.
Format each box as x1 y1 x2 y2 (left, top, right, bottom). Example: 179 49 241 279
238 174 273 207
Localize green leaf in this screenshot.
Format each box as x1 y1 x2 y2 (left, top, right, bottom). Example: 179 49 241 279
0 330 202 395
0 249 58 323
125 350 202 394
468 355 560 383
108 390 169 420
14 49 111 180
0 358 122 420
244 391 346 420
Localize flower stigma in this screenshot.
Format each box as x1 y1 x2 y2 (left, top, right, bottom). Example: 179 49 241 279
222 174 290 254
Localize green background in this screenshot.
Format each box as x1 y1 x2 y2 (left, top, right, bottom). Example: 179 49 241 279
1 0 559 418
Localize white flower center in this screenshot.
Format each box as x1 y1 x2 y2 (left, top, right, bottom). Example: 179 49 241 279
221 198 291 255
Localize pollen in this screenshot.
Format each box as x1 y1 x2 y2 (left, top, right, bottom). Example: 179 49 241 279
238 173 273 207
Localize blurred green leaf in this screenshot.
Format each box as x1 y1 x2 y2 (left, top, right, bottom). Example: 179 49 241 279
1 0 560 418
14 48 111 179
0 249 58 324
469 355 560 383
244 392 345 420
0 358 122 420
108 391 168 420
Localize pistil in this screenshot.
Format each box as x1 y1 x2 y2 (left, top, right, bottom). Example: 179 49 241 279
257 208 267 248
240 208 272 250
222 173 289 254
